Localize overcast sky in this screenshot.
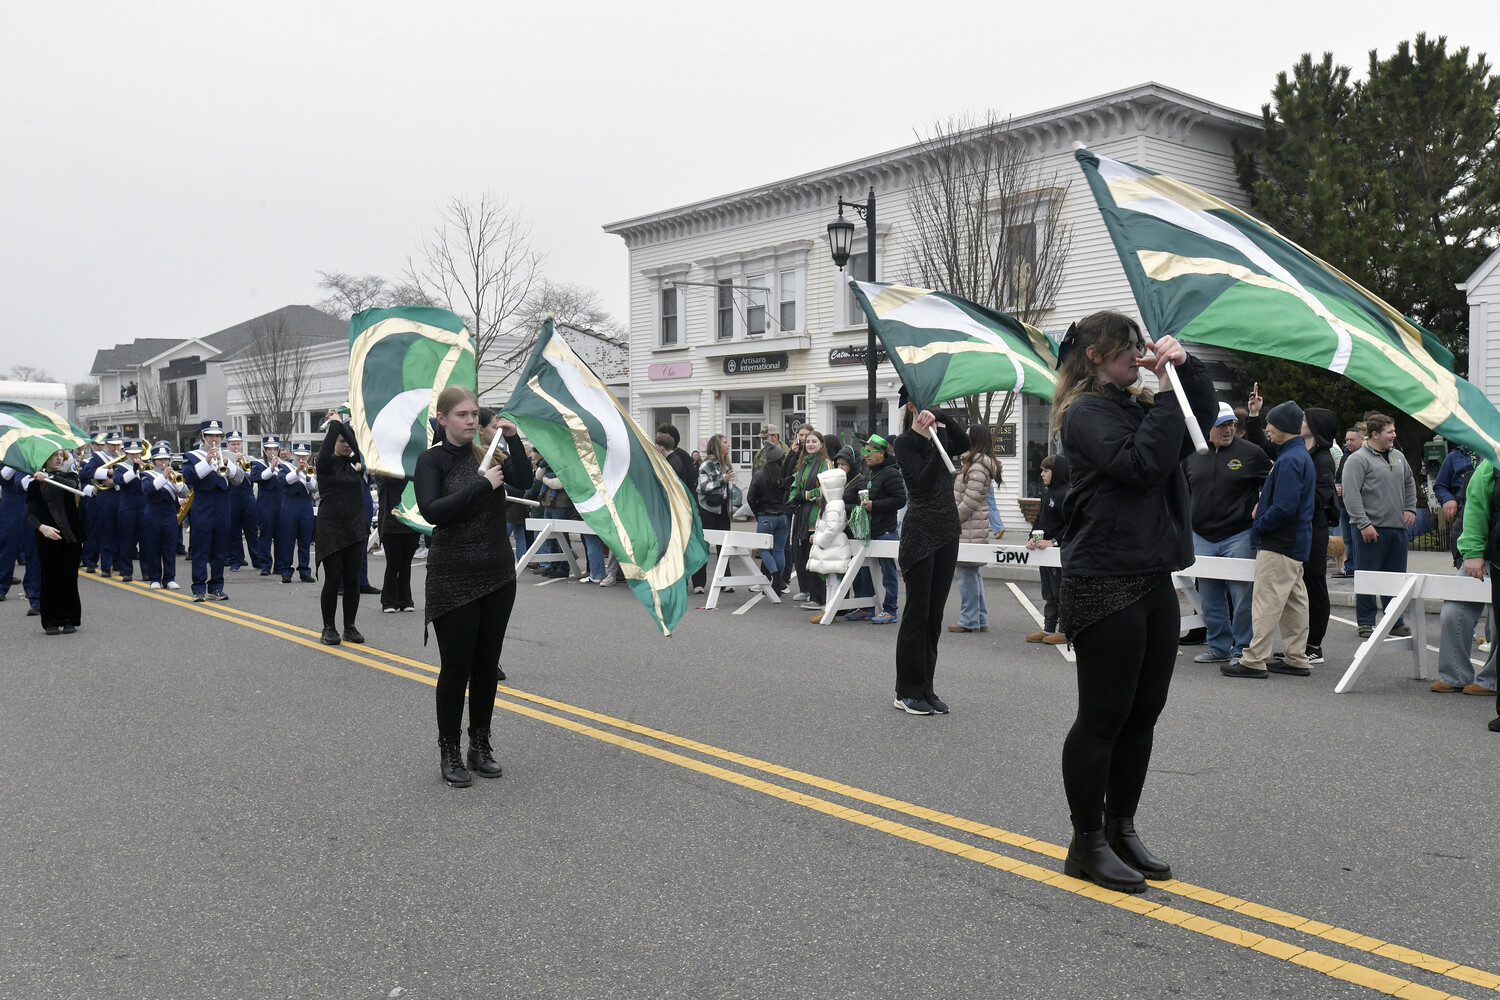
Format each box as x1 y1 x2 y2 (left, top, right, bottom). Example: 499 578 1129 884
4 1 1496 386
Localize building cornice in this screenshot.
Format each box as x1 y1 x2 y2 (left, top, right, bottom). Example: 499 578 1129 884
602 82 1261 248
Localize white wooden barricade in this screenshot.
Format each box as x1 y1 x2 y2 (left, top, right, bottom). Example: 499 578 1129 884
516 517 777 609
1336 570 1489 693
1170 556 1258 633
816 542 1061 624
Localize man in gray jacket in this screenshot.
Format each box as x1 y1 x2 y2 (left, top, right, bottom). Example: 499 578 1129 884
1342 413 1417 637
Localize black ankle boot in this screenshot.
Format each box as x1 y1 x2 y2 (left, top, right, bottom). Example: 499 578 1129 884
466 727 503 779
438 736 472 787
1064 827 1146 893
1105 813 1172 881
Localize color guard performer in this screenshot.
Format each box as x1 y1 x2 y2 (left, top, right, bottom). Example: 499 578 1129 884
180 419 245 601
275 442 316 583
26 449 86 635
250 435 285 575
223 429 260 571
140 442 187 590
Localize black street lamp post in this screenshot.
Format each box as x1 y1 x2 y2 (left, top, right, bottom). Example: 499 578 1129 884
827 187 878 442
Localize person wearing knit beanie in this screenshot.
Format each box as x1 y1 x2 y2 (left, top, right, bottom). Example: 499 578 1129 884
1266 400 1304 436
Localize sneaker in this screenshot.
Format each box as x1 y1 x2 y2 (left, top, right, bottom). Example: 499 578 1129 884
791 592 808 602
343 626 365 644
300 575 315 584
402 606 415 613
1390 624 1412 637
1430 680 1463 693
150 581 162 590
1267 661 1311 677
800 600 823 610
165 581 180 591
1306 646 1324 664
193 594 206 603
893 696 934 715
260 569 272 576
61 625 76 635
1220 660 1269 679
281 576 292 583
44 626 61 636
579 576 596 585
1358 625 1373 639
1179 627 1207 645
723 587 735 594
841 610 871 621
871 612 898 624
926 694 950 714
693 586 705 595
84 567 96 574
320 627 341 645
599 576 617 588
383 606 398 614
212 591 229 601
1043 633 1067 644
1193 650 1230 664
1480 640 1493 653
27 606 40 616
1489 717 1500 732
1463 683 1496 696
1026 631 1047 643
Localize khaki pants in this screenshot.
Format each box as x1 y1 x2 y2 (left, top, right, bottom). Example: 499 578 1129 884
1241 549 1310 670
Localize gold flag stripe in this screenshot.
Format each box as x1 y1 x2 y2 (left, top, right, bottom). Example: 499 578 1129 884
348 318 474 475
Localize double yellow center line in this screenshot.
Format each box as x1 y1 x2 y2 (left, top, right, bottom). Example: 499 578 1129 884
85 574 1498 999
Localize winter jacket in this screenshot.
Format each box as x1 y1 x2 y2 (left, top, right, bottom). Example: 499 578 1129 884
892 409 971 573
1034 455 1071 540
1182 436 1271 542
696 457 739 516
807 468 852 573
747 447 791 517
1250 434 1316 560
843 460 906 538
954 453 999 544
1342 443 1418 530
1058 355 1217 578
1456 459 1500 562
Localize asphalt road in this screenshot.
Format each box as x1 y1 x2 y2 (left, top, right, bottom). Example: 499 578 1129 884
2 555 1496 999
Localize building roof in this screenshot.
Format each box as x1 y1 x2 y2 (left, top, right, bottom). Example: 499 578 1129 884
603 82 1262 242
1461 245 1500 293
89 338 183 375
557 322 629 382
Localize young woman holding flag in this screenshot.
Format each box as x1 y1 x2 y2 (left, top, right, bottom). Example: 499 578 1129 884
415 385 533 788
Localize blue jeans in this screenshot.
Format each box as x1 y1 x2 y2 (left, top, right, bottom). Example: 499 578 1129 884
1192 529 1253 657
583 533 606 580
1354 526 1408 627
755 513 788 576
955 564 987 628
871 530 899 614
542 507 572 568
987 489 1004 537
1339 506 1356 573
1437 567 1499 690
509 522 529 561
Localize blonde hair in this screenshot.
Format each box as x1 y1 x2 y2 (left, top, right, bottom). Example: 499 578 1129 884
1050 311 1145 432
435 384 478 416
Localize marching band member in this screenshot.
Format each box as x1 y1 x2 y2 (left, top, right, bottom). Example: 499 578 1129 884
180 419 245 601
0 462 42 615
140 442 187 590
79 432 106 572
313 412 369 645
26 449 86 635
250 435 285 575
275 442 316 583
415 385 532 788
223 429 260 571
111 438 147 583
83 431 124 578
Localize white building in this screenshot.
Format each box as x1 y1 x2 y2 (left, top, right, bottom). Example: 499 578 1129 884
1462 246 1500 402
604 83 1260 521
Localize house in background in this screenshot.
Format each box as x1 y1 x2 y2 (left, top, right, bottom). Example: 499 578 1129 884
1462 246 1500 405
605 82 1260 523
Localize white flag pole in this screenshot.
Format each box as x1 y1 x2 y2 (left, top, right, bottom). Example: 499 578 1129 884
1162 361 1209 455
38 477 87 498
476 428 504 473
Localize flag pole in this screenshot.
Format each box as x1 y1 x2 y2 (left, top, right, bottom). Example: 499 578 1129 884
1161 362 1209 455
476 429 504 473
37 477 87 498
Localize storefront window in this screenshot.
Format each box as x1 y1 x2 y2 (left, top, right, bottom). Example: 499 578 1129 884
1022 394 1053 498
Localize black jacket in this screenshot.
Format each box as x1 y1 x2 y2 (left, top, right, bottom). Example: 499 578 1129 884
747 462 791 517
1058 356 1218 578
842 460 907 538
1182 436 1272 542
892 409 970 572
1035 454 1071 540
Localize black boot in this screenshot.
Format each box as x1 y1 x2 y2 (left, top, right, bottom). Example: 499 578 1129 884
439 736 472 787
466 727 503 779
1105 812 1172 881
1064 827 1146 893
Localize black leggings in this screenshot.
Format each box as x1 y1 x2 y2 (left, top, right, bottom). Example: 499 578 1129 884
381 533 418 609
320 545 363 629
1304 571 1330 647
895 539 960 700
1062 577 1179 831
433 582 517 741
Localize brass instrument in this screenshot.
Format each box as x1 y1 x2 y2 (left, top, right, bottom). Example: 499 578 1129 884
238 455 252 472
93 450 130 490
177 488 195 525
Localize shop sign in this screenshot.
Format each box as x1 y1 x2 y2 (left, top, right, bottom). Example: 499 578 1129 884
648 361 693 380
827 344 889 367
722 353 789 375
991 422 1017 458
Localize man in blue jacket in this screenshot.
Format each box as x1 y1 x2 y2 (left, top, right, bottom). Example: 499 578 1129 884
1224 400 1316 679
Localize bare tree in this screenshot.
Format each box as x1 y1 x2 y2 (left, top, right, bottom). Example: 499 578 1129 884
501 279 625 370
229 314 315 440
903 112 1073 427
405 194 545 394
315 271 442 320
136 371 187 446
7 364 56 382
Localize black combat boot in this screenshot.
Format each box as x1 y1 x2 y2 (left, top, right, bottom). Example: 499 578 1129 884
1104 812 1172 881
466 728 503 779
439 736 472 787
1064 826 1146 893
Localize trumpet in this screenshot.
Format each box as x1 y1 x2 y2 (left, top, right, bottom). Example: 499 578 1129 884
238 455 252 472
208 447 230 477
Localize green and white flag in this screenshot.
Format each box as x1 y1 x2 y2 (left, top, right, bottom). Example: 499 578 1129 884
849 281 1057 411
0 402 88 474
501 319 708 636
1076 147 1500 464
347 306 476 534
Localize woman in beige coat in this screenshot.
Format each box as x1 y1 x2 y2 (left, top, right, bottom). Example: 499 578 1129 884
950 424 1000 633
